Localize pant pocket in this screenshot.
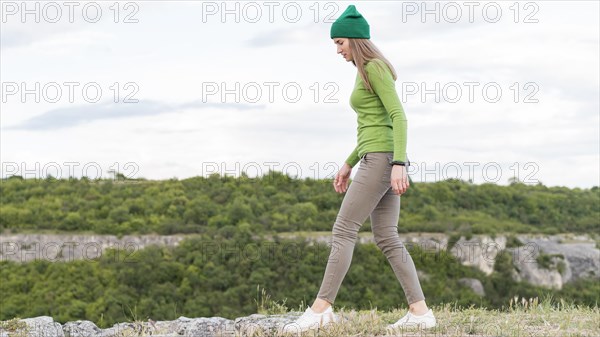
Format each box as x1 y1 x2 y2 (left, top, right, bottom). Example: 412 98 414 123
381 153 394 183
360 153 368 165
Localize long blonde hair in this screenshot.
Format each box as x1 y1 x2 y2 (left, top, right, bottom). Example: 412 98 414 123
349 39 397 93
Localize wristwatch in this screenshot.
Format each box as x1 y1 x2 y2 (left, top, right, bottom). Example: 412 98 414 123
390 157 411 167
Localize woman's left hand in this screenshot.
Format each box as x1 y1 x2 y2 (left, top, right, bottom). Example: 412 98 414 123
391 165 409 195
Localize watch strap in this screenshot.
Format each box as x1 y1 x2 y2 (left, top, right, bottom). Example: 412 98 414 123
390 156 411 167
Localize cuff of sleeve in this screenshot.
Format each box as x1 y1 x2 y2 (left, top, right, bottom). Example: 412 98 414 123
345 148 360 168
393 152 408 163
391 155 410 166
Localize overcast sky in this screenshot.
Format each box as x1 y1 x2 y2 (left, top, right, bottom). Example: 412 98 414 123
1 1 598 188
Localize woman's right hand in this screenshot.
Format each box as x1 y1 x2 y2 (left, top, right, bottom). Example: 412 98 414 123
333 163 352 193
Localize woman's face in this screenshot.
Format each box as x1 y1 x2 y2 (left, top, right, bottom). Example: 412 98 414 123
333 38 352 62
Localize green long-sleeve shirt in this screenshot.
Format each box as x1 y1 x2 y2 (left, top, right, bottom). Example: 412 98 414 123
344 58 408 168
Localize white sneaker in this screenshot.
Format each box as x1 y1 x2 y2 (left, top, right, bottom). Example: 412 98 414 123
281 306 338 335
386 308 436 332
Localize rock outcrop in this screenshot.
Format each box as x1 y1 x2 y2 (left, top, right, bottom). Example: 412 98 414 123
451 235 507 276
457 278 486 296
505 234 600 289
0 311 340 337
1 232 598 290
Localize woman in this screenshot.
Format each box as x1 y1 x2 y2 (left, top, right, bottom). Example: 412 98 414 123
281 4 437 335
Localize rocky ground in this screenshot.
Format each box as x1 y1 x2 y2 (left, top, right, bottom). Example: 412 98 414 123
3 300 599 337
2 311 328 337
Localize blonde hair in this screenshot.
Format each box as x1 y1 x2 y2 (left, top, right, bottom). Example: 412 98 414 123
349 39 397 93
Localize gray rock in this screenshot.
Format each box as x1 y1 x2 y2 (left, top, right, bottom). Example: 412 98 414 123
458 278 486 296
507 234 600 289
520 235 600 282
234 312 308 336
62 320 101 337
450 236 507 276
235 313 277 336
20 316 64 337
98 322 138 337
174 317 234 337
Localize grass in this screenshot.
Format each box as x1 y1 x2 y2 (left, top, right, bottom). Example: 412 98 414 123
0 318 29 337
2 292 598 336
254 288 600 337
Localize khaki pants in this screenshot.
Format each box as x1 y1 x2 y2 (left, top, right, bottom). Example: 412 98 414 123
317 152 426 306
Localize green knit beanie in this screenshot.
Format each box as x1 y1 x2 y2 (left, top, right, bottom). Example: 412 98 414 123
330 5 370 39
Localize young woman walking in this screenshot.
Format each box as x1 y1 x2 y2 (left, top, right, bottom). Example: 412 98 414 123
281 4 437 335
